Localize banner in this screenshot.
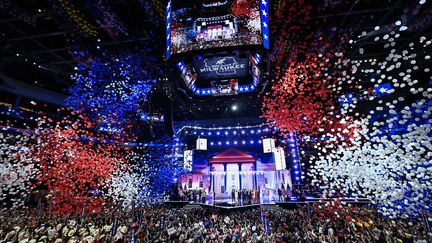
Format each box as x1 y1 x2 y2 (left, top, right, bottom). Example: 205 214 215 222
193 56 249 80
111 218 118 236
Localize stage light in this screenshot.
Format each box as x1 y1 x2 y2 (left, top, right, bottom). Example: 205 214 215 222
251 130 255 134
232 105 238 111
257 129 261 133
216 131 220 135
250 140 254 144
218 141 222 145
224 131 228 135
193 132 197 135
226 141 230 145
208 132 212 135
241 130 245 134
210 142 214 146
233 131 237 135
200 132 204 135
234 141 238 145
242 140 246 144
258 140 262 144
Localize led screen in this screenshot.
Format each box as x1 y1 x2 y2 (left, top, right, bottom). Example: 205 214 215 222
211 79 238 96
170 0 262 55
192 55 249 80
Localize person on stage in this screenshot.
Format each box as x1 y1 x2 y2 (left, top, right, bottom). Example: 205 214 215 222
278 188 283 202
201 190 206 204
231 189 235 202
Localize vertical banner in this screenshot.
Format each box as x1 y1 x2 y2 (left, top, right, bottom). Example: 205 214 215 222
129 228 136 243
137 209 143 227
159 215 165 231
131 200 136 216
166 0 172 59
111 218 118 237
259 0 270 49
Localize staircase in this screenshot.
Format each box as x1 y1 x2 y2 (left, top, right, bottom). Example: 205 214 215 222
183 203 202 210
261 204 281 210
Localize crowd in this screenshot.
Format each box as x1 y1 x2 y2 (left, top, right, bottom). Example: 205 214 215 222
1 204 430 242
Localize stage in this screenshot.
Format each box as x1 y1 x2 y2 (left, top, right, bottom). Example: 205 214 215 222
164 197 371 211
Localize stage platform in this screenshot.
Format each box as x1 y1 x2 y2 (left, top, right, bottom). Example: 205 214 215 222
164 198 371 211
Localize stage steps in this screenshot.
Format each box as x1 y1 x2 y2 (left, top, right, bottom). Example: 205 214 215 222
183 203 203 210
261 204 281 210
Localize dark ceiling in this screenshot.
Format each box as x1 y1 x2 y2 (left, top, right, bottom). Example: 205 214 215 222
0 0 430 121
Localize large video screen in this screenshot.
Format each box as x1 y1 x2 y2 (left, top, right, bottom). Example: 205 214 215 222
193 55 249 80
211 79 238 96
170 0 263 55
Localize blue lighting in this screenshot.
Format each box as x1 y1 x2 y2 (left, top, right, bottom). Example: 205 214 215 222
250 140 254 144
251 130 255 134
208 132 212 135
218 141 222 145
216 131 220 135
242 140 246 144
226 141 230 145
233 131 237 135
260 0 269 49
224 131 228 135
210 142 214 146
166 0 172 59
241 130 245 134
234 141 238 145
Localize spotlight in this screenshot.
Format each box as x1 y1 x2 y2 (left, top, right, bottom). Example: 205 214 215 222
231 105 238 111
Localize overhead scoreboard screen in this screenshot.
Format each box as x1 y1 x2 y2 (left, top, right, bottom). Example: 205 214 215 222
192 55 249 80
166 0 270 58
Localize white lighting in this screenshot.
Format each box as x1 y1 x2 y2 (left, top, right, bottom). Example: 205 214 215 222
231 105 238 111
